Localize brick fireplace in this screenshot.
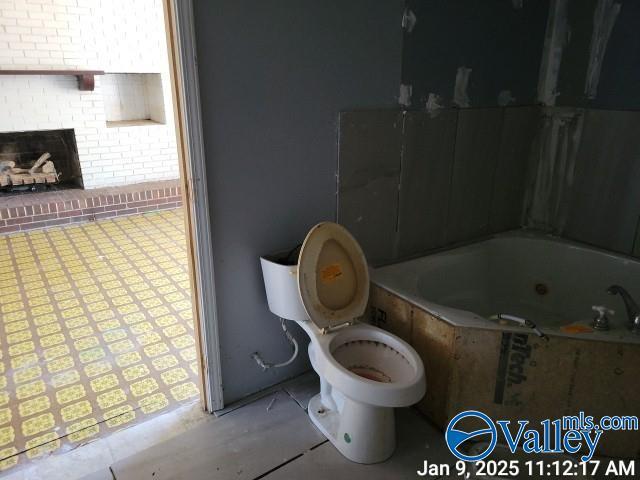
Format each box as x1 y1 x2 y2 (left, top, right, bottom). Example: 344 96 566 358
0 179 182 235
0 129 82 191
0 0 179 190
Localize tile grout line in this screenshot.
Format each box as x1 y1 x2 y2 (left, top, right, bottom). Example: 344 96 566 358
250 439 329 480
0 403 152 464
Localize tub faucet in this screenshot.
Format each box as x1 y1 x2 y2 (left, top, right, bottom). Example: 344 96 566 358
607 285 640 334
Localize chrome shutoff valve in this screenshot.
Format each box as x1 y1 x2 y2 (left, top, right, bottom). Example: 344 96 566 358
592 305 614 331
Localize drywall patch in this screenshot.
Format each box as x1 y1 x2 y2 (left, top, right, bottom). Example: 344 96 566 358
399 84 413 108
498 90 516 106
452 67 472 108
584 0 621 100
425 93 444 118
537 0 569 106
401 8 417 33
523 108 585 232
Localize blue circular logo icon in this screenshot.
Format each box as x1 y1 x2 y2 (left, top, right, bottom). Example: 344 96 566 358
445 410 497 461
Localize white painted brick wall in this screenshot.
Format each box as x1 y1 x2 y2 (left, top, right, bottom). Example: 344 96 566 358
0 0 179 188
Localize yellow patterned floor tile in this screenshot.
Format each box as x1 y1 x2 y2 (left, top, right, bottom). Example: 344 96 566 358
74 336 100 351
152 355 179 371
0 409 11 426
90 374 119 393
43 344 70 361
130 378 159 398
143 343 170 358
13 366 41 385
60 400 92 423
138 393 169 415
104 405 136 428
51 370 81 389
47 356 75 373
18 396 50 418
0 210 199 470
0 447 18 470
16 380 46 400
169 382 199 402
24 432 59 459
21 413 53 437
78 347 105 364
11 353 38 370
66 418 99 443
160 368 189 386
96 389 127 410
55 384 86 405
115 351 142 368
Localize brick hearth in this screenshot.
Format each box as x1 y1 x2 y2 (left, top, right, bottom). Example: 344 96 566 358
0 179 182 234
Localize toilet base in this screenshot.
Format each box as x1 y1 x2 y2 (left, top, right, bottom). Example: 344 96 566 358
308 393 396 464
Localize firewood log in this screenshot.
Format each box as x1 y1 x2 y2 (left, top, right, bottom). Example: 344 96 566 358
42 161 56 174
0 160 15 173
29 152 51 174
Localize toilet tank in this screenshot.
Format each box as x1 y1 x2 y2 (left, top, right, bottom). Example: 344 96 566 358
260 253 308 321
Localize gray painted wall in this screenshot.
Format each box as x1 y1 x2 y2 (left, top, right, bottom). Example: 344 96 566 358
526 1 640 255
401 0 550 109
192 0 404 404
556 0 640 110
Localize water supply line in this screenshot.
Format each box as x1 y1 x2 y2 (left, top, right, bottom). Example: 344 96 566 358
491 313 550 341
251 317 299 370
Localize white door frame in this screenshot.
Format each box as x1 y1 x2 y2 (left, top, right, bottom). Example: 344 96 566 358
164 0 224 412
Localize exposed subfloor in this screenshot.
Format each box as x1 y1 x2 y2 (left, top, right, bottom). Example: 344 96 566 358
81 373 457 480
0 209 199 474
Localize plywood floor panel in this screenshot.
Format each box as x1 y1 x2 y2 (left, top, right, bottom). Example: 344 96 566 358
110 391 326 480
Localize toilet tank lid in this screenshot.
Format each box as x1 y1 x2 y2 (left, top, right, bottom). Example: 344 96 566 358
297 222 369 331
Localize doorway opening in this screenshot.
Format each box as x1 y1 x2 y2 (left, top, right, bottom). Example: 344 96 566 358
0 0 217 474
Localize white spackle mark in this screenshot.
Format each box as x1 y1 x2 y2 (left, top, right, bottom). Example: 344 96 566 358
425 93 444 118
537 0 569 105
585 0 621 99
512 0 524 9
401 8 417 33
523 108 585 232
399 84 413 108
498 90 516 106
453 67 472 108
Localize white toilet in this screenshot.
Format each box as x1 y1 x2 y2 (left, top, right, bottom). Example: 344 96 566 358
260 222 426 464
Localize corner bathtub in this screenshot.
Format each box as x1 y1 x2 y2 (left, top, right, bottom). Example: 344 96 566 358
368 232 640 459
372 232 640 344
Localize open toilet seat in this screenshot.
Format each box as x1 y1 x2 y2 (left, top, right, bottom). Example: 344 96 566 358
297 222 369 332
296 222 424 403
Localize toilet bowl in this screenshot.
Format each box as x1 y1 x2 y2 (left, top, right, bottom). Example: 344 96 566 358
260 222 426 464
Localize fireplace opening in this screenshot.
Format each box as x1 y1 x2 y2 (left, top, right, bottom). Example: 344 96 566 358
0 129 82 194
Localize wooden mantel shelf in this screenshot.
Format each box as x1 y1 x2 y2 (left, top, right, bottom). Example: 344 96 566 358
0 70 105 91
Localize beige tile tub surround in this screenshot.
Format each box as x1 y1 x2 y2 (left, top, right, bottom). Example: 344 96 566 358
368 284 640 459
